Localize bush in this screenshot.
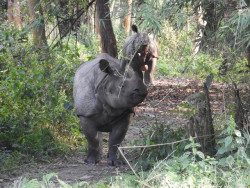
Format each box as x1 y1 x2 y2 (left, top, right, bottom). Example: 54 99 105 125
0 24 88 168
96 117 250 188
126 122 186 170
10 173 89 188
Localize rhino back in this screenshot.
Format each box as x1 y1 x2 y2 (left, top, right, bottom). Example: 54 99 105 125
73 53 120 117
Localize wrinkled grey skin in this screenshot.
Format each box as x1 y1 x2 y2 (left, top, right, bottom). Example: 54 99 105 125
73 53 147 166
122 25 159 85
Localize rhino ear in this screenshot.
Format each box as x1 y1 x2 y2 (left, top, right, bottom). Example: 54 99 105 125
99 59 113 74
132 25 138 33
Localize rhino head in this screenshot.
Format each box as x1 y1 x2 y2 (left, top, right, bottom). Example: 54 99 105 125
122 25 159 85
96 59 148 109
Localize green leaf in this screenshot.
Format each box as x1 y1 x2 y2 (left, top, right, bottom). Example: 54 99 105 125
196 151 205 159
63 101 73 110
19 71 25 75
218 158 227 166
182 103 190 108
217 138 225 144
216 147 227 155
57 178 71 188
224 136 232 148
184 143 193 150
235 137 243 145
226 155 235 166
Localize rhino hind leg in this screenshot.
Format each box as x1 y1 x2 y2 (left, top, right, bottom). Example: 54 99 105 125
80 117 102 164
107 113 132 166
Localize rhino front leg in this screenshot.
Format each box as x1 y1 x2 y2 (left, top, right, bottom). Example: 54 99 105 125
144 58 157 85
80 116 101 164
108 113 132 166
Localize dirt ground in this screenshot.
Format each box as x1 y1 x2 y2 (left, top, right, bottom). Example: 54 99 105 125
1 76 249 187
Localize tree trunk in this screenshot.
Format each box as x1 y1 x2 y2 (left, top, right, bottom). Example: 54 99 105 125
96 0 118 57
218 0 237 75
200 1 219 50
124 0 132 35
13 0 21 29
89 5 95 34
28 0 48 50
57 0 70 41
7 0 14 23
233 83 247 130
187 75 216 155
95 8 101 53
1 0 8 21
194 0 205 53
7 0 22 30
245 2 250 69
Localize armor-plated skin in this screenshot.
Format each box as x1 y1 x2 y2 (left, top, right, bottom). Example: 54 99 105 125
73 53 147 166
122 25 159 85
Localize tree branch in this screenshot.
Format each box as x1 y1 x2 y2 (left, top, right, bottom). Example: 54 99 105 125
51 0 95 49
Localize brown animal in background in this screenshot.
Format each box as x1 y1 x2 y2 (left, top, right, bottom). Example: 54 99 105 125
122 25 159 85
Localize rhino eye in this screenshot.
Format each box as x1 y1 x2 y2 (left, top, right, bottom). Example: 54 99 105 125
113 69 123 77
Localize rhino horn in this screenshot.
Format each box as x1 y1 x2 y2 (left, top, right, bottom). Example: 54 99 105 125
120 59 129 72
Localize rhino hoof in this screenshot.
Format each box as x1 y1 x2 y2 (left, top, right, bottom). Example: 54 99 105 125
85 158 99 165
108 159 125 167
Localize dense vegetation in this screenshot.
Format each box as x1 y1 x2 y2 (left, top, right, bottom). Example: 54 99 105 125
0 0 249 187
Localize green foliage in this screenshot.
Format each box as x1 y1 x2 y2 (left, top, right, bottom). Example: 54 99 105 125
10 173 88 188
156 21 223 78
77 25 99 56
114 29 127 58
126 122 186 170
0 151 22 172
96 119 249 188
216 116 250 166
94 174 140 188
0 24 88 170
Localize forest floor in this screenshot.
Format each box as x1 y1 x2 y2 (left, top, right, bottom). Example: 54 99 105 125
1 76 249 187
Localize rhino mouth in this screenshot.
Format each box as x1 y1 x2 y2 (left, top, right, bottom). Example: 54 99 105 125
130 92 147 102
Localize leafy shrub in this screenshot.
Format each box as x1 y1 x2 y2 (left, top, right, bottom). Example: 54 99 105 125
126 122 186 170
10 173 88 188
98 117 249 188
0 23 88 168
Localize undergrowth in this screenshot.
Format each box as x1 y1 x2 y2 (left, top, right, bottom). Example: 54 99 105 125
10 116 249 187
0 24 97 173
98 116 249 187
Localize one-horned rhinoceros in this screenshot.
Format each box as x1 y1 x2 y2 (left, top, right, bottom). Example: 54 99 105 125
73 53 147 166
122 25 159 85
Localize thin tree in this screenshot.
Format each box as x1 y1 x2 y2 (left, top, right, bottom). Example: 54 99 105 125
28 0 48 50
96 0 118 57
7 0 22 30
194 0 205 53
218 0 237 75
0 0 7 21
124 0 132 35
200 1 219 50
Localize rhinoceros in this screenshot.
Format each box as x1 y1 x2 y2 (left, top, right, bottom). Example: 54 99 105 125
122 25 159 85
73 53 147 166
